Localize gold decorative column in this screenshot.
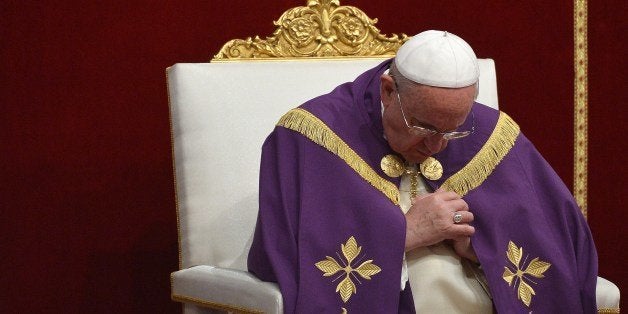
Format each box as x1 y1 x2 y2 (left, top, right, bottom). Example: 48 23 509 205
574 0 588 217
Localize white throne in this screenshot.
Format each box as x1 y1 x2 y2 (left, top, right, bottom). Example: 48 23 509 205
167 1 619 313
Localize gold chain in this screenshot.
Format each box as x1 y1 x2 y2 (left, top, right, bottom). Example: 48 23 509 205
405 164 420 199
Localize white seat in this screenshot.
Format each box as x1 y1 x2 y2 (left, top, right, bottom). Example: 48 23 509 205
597 276 621 311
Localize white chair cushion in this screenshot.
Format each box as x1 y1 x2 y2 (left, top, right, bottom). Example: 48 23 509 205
171 266 282 313
596 276 621 310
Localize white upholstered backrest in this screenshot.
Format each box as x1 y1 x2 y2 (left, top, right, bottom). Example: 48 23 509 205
168 58 498 270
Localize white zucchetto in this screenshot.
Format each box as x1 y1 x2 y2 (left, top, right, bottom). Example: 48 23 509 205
395 30 479 88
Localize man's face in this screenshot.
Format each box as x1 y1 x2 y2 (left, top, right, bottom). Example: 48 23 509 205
380 74 475 164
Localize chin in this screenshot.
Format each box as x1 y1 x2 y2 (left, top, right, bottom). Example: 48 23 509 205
403 152 428 164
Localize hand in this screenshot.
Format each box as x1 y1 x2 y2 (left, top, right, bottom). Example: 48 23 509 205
404 188 475 252
450 237 478 263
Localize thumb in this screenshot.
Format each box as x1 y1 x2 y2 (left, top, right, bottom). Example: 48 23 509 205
410 190 431 205
434 187 449 193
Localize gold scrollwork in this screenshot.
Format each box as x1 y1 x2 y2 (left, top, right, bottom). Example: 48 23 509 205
213 0 408 60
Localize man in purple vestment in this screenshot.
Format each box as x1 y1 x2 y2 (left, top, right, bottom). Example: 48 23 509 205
248 30 597 313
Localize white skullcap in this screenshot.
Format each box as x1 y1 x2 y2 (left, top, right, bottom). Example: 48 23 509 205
395 30 479 88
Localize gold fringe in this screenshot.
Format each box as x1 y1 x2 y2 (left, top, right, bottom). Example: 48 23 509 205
277 108 400 205
597 308 620 314
441 112 520 196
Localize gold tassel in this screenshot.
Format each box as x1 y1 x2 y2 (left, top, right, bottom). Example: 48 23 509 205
277 108 400 205
441 112 520 196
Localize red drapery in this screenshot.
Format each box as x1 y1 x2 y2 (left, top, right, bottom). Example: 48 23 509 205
1 0 624 312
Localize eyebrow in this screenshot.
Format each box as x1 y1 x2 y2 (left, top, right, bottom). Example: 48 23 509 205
410 118 438 130
408 114 459 133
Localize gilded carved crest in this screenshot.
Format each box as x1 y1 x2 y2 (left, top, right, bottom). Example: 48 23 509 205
213 0 408 60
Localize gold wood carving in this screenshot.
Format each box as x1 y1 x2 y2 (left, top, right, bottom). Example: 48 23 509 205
213 0 408 60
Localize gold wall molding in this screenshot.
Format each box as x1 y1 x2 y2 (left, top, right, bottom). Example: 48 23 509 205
574 0 588 217
213 0 408 60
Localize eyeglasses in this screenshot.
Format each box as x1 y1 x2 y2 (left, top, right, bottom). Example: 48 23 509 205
393 79 475 140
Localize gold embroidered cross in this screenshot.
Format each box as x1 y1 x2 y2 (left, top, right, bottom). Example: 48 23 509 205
502 241 551 307
315 236 382 303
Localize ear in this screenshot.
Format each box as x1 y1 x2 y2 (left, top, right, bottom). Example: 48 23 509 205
380 74 396 109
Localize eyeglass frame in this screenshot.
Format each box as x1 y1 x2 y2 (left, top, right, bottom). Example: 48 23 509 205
391 76 475 140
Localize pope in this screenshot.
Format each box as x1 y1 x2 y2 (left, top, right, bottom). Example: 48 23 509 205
248 30 598 313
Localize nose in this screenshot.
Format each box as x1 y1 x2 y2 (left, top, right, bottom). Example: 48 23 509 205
423 134 447 154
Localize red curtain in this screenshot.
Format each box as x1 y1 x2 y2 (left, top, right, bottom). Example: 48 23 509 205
1 0 624 312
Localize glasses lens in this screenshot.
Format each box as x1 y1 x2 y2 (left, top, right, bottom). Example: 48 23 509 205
443 131 471 140
408 128 434 137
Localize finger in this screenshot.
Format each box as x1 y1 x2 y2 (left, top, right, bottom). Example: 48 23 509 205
451 224 475 238
452 211 474 224
430 201 469 222
447 199 470 212
410 190 431 205
433 188 462 201
451 236 471 243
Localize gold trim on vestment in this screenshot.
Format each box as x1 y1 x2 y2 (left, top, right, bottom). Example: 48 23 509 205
419 156 443 181
380 154 405 178
277 108 400 205
502 241 551 307
597 308 621 314
441 112 520 197
574 0 588 217
315 236 382 303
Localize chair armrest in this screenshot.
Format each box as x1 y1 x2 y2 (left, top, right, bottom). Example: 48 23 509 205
171 265 283 314
597 276 620 311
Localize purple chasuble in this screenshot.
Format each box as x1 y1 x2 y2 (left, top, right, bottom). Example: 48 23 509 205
248 60 597 313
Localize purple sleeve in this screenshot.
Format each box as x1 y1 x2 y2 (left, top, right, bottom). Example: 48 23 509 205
515 135 598 311
247 127 301 313
465 132 598 312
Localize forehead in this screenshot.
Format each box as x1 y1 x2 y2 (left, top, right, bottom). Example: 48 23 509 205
402 85 475 126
